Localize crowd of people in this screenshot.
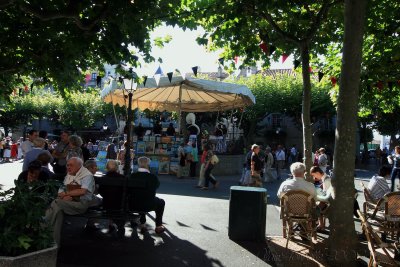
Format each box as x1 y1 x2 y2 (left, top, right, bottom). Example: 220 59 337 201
12 128 166 248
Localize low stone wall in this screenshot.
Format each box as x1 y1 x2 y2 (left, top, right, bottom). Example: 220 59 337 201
210 154 244 176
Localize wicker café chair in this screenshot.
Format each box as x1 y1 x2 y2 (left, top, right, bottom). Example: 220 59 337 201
358 210 399 267
361 182 380 219
280 190 317 248
366 192 400 240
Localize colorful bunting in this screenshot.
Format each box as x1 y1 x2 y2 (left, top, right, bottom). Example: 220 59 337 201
154 66 163 75
234 56 239 65
259 42 268 54
85 74 91 84
192 66 198 77
24 85 29 92
218 58 224 65
167 72 173 83
282 54 289 63
318 72 324 82
269 45 276 56
388 81 394 90
330 77 337 87
294 60 301 69
143 76 148 86
309 67 313 73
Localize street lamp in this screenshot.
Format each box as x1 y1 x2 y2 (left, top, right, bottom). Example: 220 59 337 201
103 123 108 131
120 68 138 176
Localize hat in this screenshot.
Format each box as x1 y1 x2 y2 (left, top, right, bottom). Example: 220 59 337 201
251 144 259 150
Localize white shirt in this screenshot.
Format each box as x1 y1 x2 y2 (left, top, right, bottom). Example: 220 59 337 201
277 177 317 199
21 140 34 156
368 175 390 200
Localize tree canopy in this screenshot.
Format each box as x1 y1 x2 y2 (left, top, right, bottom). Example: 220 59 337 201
0 0 180 98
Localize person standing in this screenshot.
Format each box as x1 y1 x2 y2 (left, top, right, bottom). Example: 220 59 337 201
196 144 208 188
388 146 400 192
106 140 118 160
264 147 275 182
289 144 298 164
52 130 70 176
250 144 263 187
201 148 219 190
21 129 38 157
275 145 286 180
22 137 53 171
189 142 198 178
318 148 328 173
177 143 186 179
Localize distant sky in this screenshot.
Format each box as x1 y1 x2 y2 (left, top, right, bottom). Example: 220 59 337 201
136 25 293 77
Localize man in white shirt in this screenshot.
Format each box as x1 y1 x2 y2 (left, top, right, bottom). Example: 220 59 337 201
368 166 391 200
21 129 38 157
277 162 316 199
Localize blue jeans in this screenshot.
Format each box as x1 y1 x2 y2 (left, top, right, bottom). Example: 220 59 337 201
390 168 400 192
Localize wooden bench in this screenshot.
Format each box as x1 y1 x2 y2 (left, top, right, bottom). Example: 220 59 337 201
66 175 151 222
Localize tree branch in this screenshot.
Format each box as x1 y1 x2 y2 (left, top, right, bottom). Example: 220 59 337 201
258 12 301 45
0 0 14 9
18 3 108 32
306 0 343 40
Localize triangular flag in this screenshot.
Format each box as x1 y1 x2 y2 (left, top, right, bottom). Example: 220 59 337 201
294 59 301 69
269 45 276 56
309 67 313 73
155 66 163 75
318 72 324 82
218 58 224 65
143 76 148 86
192 66 198 77
234 56 239 64
282 54 289 63
330 77 337 86
154 75 161 86
376 81 384 91
167 72 173 83
388 81 394 90
259 42 268 54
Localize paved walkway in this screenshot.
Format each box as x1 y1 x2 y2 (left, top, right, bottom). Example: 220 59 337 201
0 160 385 266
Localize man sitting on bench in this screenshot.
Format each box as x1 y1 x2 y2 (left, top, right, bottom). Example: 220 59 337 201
130 156 166 234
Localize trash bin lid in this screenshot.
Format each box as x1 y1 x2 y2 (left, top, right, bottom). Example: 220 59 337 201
230 186 267 193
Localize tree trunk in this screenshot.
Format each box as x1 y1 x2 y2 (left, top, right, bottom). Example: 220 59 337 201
300 43 313 182
328 0 367 265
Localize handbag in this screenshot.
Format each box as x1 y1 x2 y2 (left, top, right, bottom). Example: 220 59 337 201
66 183 81 201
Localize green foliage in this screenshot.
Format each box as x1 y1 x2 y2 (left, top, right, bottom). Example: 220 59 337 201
0 90 120 131
0 181 59 256
0 0 181 97
234 74 335 121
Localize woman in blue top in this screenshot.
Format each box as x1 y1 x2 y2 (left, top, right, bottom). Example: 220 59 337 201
388 146 400 192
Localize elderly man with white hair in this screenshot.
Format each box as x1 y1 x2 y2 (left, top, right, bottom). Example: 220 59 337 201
277 162 316 199
45 157 95 247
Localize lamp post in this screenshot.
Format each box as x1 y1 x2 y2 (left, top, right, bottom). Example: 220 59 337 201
122 68 137 176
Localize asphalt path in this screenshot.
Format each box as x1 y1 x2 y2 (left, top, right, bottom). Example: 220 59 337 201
0 160 384 266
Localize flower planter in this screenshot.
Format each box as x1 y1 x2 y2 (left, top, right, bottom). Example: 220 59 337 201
0 245 57 267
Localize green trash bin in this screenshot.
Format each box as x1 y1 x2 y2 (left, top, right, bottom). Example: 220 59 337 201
228 186 267 241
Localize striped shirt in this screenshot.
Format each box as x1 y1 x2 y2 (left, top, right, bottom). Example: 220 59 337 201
368 175 390 200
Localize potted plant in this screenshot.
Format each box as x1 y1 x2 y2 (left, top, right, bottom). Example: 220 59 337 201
0 181 59 267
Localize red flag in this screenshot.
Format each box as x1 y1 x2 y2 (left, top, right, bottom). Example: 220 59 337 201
376 81 384 91
330 77 337 86
309 67 313 73
259 43 268 54
282 54 289 63
24 85 29 92
234 56 239 64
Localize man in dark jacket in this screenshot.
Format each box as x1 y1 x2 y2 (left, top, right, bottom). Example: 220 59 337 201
129 156 166 234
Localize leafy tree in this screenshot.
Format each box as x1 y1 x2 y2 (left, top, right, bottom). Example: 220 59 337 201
174 0 343 179
328 0 367 264
233 74 335 144
0 90 118 132
0 0 180 97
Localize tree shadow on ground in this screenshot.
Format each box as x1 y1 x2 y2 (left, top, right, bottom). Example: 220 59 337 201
58 217 223 267
232 239 277 266
265 231 371 267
